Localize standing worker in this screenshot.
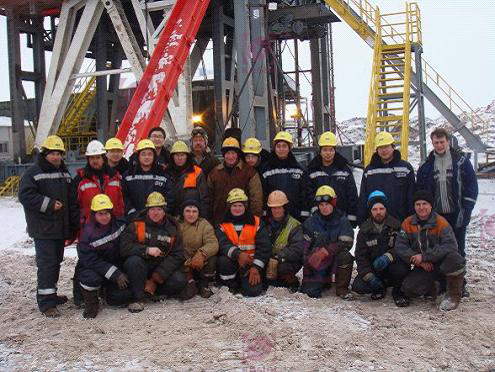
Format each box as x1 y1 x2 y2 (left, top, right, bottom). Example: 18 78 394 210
190 126 220 177
105 137 129 175
19 135 80 317
242 137 269 174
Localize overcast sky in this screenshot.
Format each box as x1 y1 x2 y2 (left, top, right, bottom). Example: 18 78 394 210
0 0 493 122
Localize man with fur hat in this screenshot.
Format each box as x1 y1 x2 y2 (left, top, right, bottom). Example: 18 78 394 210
395 190 466 311
352 191 410 306
190 126 220 177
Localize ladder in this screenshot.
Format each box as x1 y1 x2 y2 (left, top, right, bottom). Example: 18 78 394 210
116 0 211 157
324 0 489 159
0 176 20 197
364 4 419 164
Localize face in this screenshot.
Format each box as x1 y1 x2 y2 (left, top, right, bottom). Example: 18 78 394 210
245 154 259 168
173 153 187 167
107 149 123 164
147 206 166 223
192 136 206 153
320 146 335 164
370 203 387 224
88 155 104 170
414 200 432 220
45 151 63 168
271 206 285 221
149 131 165 149
224 150 239 167
230 202 246 216
318 201 334 216
432 135 449 155
183 205 199 224
377 145 394 162
95 210 111 225
275 141 290 160
139 149 155 168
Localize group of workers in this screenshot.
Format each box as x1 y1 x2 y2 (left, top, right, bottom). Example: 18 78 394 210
18 124 478 318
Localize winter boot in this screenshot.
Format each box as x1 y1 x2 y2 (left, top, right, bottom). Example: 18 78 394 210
81 289 99 319
439 273 464 311
55 295 69 305
424 280 439 301
336 266 353 300
43 307 60 318
198 279 213 299
73 278 83 308
392 287 409 307
128 302 144 313
179 279 198 301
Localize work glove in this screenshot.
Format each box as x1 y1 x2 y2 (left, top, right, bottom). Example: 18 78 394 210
144 272 165 296
190 251 206 270
307 247 329 271
247 267 261 286
364 273 384 293
266 258 279 280
372 254 392 272
115 272 129 289
238 252 253 268
151 271 164 284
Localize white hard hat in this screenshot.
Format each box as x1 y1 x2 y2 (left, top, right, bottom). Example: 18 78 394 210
85 140 106 156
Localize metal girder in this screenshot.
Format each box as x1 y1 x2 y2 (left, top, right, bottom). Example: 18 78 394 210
310 38 323 137
35 0 104 147
212 0 227 146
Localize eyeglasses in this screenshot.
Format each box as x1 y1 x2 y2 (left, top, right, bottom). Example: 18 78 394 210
315 195 334 202
150 134 164 139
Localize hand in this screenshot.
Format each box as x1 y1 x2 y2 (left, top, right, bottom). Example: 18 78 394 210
190 251 205 270
266 258 279 280
248 267 261 286
147 247 163 257
151 271 164 284
238 252 253 267
410 254 423 266
53 200 63 211
307 247 329 270
115 273 129 289
372 254 392 272
365 273 384 292
420 262 433 272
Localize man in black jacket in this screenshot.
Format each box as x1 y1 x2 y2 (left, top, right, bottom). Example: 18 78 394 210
19 135 80 317
120 192 186 312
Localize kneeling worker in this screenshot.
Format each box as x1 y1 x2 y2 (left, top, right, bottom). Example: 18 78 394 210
121 192 186 312
77 194 131 318
216 188 271 297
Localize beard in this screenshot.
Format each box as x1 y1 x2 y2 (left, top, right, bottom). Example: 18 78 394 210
372 214 386 224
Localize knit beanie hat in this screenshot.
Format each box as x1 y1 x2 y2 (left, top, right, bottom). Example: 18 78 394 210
413 190 434 206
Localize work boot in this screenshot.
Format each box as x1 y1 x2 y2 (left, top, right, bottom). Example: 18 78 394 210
280 273 300 293
73 278 83 308
424 281 439 301
439 273 464 311
336 266 353 300
198 279 213 299
180 279 198 301
392 287 409 307
43 307 60 318
128 302 144 313
55 295 68 305
370 291 386 300
81 289 99 319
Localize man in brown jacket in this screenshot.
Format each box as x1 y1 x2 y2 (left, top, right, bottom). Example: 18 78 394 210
178 200 219 299
207 137 263 224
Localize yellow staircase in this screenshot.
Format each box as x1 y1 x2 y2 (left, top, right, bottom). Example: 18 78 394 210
0 176 20 197
364 3 419 164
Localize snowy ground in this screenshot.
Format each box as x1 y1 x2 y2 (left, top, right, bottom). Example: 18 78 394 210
0 180 494 371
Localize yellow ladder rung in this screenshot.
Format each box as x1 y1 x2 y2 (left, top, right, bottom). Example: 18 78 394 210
376 107 403 112
379 63 405 68
379 77 404 82
377 99 404 104
381 57 405 61
379 84 404 89
376 115 403 122
382 44 406 50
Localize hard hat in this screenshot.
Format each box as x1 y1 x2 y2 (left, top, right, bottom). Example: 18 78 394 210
226 188 248 204
367 190 388 209
315 185 337 202
242 138 262 155
105 138 124 151
91 194 114 212
85 140 106 156
374 132 395 149
318 131 338 147
145 191 167 208
170 140 190 154
136 139 156 152
267 190 289 207
273 131 293 145
41 135 65 152
222 137 241 150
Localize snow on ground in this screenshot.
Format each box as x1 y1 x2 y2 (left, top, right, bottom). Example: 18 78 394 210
0 180 494 371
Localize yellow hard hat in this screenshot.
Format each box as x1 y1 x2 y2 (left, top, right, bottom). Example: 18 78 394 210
267 190 289 207
170 140 190 154
41 135 65 152
242 138 262 155
91 194 114 212
374 132 395 150
136 139 156 152
315 185 336 202
318 131 338 147
222 137 240 150
145 191 167 208
105 138 124 151
273 131 293 145
226 188 248 204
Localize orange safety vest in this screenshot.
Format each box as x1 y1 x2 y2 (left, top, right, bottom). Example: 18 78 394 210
220 216 260 256
183 165 202 188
